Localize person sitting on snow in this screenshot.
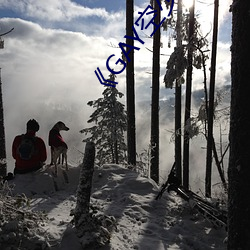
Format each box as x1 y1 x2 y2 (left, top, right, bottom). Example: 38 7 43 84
12 119 47 174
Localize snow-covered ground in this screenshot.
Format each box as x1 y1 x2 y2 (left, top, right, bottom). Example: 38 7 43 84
1 164 227 250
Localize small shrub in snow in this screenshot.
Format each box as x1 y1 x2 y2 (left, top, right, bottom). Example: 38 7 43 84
0 180 53 250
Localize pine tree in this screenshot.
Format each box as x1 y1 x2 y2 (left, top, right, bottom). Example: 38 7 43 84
175 0 183 184
126 0 137 166
80 74 127 166
0 29 14 177
0 69 7 177
228 0 250 248
164 1 213 188
183 0 195 190
150 0 161 184
205 0 219 198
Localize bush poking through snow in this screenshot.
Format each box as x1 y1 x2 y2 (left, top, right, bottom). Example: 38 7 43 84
76 205 117 249
0 180 52 250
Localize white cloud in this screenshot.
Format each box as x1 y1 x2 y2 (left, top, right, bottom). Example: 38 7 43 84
0 0 119 21
1 18 125 106
0 0 232 176
0 17 126 170
195 0 231 39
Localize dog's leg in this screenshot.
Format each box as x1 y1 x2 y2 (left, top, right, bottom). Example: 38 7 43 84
54 163 58 177
57 154 61 164
61 150 69 183
65 152 68 171
52 149 60 177
61 152 65 166
50 147 54 165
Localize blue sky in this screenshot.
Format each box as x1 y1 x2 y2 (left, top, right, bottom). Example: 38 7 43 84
0 0 232 173
0 0 135 33
74 0 125 12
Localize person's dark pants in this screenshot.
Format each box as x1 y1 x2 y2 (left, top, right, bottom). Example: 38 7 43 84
14 165 43 175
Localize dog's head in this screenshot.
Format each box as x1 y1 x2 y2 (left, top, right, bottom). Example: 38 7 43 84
53 121 69 131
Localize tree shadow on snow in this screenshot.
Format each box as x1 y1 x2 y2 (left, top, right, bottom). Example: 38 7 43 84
91 164 226 250
91 164 172 250
135 190 227 250
8 165 81 215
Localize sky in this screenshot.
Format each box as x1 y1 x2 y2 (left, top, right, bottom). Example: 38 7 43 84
0 0 232 188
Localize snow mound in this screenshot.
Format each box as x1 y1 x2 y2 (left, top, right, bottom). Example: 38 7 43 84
1 164 227 250
9 165 80 196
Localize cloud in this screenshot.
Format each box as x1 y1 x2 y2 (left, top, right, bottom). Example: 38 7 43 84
0 14 155 169
0 0 232 189
0 17 125 170
0 0 113 21
1 18 104 94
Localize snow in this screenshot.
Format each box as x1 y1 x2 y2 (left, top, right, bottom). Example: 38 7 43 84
3 164 227 250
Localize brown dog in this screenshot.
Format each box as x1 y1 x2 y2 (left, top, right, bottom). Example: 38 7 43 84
48 121 69 176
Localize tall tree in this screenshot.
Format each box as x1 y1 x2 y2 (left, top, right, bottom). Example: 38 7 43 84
183 0 195 190
150 0 161 184
164 1 187 183
0 28 14 177
175 0 183 183
205 0 219 197
80 74 127 166
126 0 136 166
0 68 6 177
228 0 250 248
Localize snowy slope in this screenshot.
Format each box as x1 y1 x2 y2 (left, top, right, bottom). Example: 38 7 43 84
2 164 227 250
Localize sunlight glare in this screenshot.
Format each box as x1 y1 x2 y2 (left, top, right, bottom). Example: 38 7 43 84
183 0 194 9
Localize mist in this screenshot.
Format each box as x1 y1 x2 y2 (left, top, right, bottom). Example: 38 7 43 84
0 1 231 195
0 17 112 171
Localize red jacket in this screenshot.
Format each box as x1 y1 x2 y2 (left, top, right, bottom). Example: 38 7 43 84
12 131 47 171
48 128 68 149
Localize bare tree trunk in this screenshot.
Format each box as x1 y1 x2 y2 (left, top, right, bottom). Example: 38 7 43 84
74 142 116 248
114 140 119 164
205 0 219 197
150 0 161 184
0 69 7 177
0 31 13 178
126 0 136 166
183 0 195 190
113 114 119 164
74 142 95 227
211 137 227 191
175 0 183 183
228 0 250 248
